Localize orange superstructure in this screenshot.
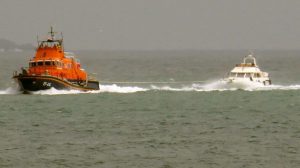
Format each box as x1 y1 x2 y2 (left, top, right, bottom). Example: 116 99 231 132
28 28 87 83
13 27 99 92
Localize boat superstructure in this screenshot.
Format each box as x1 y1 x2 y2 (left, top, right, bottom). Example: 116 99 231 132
13 27 99 92
224 54 271 86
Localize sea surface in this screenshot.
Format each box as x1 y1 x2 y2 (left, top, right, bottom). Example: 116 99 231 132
0 50 300 168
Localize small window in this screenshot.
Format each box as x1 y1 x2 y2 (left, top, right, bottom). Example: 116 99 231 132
245 73 251 77
55 61 61 67
37 61 43 66
45 61 51 66
29 62 36 67
237 73 244 77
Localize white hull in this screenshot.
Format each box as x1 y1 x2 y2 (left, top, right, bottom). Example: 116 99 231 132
222 78 271 89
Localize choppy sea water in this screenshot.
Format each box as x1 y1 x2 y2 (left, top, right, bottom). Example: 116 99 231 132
0 50 300 167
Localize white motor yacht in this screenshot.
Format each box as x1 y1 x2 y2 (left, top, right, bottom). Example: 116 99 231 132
223 54 272 86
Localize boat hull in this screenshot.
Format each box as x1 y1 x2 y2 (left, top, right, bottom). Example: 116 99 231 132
13 75 99 92
222 78 271 89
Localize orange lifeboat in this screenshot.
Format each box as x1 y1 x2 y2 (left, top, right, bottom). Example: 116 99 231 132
13 27 100 92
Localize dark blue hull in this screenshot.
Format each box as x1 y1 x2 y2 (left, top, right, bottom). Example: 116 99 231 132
14 75 99 92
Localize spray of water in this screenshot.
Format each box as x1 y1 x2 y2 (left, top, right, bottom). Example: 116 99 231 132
1 80 300 95
0 87 21 95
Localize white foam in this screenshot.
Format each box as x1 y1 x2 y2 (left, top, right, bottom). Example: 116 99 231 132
30 84 149 95
148 80 300 92
31 88 83 95
0 87 21 95
99 84 148 93
0 90 6 94
253 84 300 91
1 81 300 95
0 84 148 95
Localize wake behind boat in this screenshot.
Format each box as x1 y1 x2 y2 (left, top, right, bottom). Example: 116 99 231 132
13 27 99 92
223 54 272 87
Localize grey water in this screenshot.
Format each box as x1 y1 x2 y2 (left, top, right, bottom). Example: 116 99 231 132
0 50 300 167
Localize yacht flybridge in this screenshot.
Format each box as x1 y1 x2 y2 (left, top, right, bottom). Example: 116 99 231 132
224 54 272 86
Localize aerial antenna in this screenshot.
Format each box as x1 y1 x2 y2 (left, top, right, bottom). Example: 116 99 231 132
248 50 255 57
244 50 257 66
61 32 64 42
36 34 39 45
48 26 56 40
59 32 64 51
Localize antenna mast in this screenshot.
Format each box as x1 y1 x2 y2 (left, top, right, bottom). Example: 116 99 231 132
36 34 39 46
49 26 56 40
61 32 64 51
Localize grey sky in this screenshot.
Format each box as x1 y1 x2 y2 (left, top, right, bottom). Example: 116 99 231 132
0 0 300 50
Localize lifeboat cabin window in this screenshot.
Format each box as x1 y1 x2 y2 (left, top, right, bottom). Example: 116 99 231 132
53 61 63 68
45 61 51 66
55 61 59 67
37 61 43 66
29 62 37 67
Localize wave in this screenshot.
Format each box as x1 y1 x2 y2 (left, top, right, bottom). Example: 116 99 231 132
0 87 21 95
1 81 300 95
0 84 148 95
99 84 148 93
31 88 84 95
